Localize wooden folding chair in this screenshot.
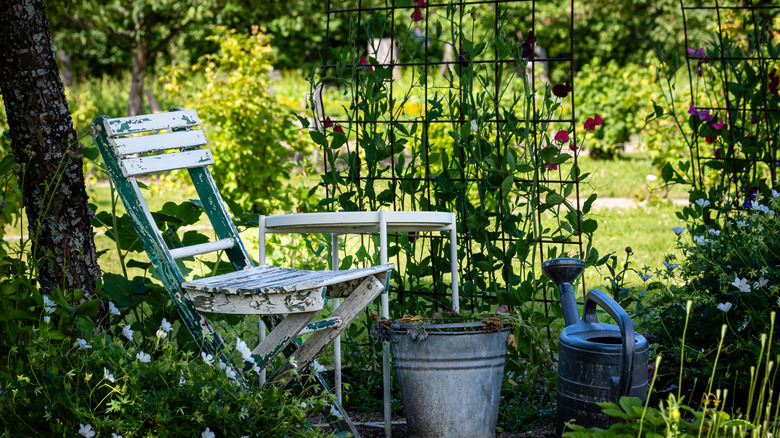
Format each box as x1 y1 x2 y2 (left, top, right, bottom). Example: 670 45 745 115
91 108 393 436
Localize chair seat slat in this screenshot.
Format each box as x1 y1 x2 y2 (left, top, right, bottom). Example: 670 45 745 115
169 238 235 260
120 149 215 177
106 110 200 136
111 130 207 156
182 264 392 295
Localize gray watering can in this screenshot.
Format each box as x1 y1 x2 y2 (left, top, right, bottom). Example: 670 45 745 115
542 258 648 436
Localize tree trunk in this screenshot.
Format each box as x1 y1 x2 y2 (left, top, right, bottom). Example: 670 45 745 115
128 41 149 116
0 0 100 295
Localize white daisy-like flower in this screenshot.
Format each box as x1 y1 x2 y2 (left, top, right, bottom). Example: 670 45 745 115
218 359 227 370
201 352 214 365
707 228 721 236
736 220 749 227
225 367 237 380
122 325 134 341
108 302 121 316
103 367 115 383
731 277 751 293
77 338 92 350
202 428 216 438
43 295 57 314
78 424 96 437
156 329 167 339
753 277 769 289
161 318 173 332
671 226 685 235
695 198 711 207
693 235 710 245
717 302 732 312
236 338 255 364
663 262 679 270
136 352 151 363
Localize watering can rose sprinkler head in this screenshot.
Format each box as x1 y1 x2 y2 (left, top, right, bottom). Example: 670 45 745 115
542 258 584 327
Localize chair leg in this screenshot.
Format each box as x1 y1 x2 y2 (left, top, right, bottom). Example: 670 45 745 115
252 310 319 372
267 275 384 383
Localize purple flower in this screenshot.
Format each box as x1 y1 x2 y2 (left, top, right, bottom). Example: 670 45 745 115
520 31 536 59
688 103 698 116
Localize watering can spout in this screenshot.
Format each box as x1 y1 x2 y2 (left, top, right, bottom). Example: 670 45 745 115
542 258 584 327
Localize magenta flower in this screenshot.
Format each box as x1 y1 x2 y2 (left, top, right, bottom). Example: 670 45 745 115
545 164 558 170
697 109 714 122
712 119 725 129
569 143 579 152
359 56 374 72
705 134 717 144
583 113 603 131
334 125 345 135
411 7 423 22
324 116 334 128
554 130 569 143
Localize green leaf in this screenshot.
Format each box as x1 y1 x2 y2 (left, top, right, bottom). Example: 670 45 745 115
546 193 565 205
75 298 101 317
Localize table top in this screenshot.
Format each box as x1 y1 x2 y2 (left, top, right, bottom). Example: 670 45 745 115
263 211 456 234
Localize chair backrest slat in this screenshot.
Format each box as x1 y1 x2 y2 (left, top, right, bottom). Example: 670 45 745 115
111 129 208 156
105 110 200 136
120 148 215 177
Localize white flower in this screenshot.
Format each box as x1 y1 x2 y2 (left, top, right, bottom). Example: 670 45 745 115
663 262 679 270
43 295 57 314
201 352 214 365
313 360 327 373
122 325 134 342
236 338 255 364
717 302 732 312
753 277 769 289
751 200 775 215
136 352 151 363
695 198 711 207
640 274 652 281
202 428 216 438
731 277 751 293
470 119 478 133
218 359 227 370
225 367 237 380
111 434 124 438
773 189 779 198
108 302 121 316
707 228 721 236
671 226 685 235
161 318 173 332
43 316 51 323
737 220 749 227
103 367 115 383
77 338 92 350
156 329 167 339
739 317 749 332
693 235 710 245
78 424 96 437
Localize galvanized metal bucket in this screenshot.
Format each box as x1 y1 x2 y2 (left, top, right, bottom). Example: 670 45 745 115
389 322 510 438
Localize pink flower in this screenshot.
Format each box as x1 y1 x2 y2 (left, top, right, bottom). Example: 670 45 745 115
569 143 578 152
496 305 507 313
411 7 423 22
584 114 602 131
712 119 725 129
334 125 345 134
545 164 558 170
359 56 374 72
324 116 334 128
554 130 569 143
416 0 426 4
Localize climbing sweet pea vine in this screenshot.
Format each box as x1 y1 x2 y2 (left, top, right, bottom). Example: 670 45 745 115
306 2 603 338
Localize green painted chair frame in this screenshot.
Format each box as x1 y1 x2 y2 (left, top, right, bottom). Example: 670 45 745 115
91 108 393 436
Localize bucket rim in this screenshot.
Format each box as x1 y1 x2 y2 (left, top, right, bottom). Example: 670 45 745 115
390 321 511 334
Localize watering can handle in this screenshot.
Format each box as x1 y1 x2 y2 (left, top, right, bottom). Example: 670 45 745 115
583 289 635 398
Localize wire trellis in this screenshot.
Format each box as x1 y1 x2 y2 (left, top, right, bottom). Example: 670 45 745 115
315 0 581 318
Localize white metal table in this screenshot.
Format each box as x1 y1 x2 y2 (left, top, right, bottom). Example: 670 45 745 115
258 211 459 437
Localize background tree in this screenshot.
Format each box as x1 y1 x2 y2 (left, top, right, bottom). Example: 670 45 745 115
47 0 215 116
0 0 100 294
